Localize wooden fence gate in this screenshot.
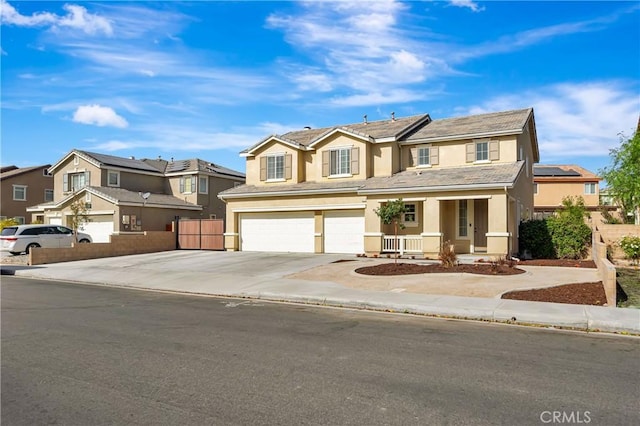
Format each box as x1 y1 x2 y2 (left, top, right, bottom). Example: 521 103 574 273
177 219 224 250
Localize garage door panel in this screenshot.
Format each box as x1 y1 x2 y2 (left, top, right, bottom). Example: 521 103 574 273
240 212 314 253
81 218 114 243
324 210 364 254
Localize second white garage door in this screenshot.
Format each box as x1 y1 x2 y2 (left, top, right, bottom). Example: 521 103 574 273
80 217 114 243
323 210 365 254
240 212 315 253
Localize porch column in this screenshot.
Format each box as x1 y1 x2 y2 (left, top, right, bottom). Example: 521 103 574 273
486 193 510 255
363 199 383 255
224 211 240 251
421 198 442 256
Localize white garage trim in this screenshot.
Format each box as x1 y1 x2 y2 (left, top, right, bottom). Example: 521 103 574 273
323 210 365 254
240 212 314 253
233 203 366 213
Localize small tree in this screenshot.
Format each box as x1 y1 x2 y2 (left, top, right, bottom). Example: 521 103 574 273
0 218 19 232
68 198 91 243
374 199 406 264
599 130 640 224
547 196 592 259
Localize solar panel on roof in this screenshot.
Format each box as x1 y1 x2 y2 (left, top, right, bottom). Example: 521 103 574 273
166 160 190 173
534 167 581 177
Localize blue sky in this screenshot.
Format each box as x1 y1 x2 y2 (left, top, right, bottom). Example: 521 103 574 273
1 1 639 178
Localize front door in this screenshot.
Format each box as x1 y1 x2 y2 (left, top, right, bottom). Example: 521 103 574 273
474 199 488 252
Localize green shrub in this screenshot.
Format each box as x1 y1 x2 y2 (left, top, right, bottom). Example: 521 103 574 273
519 219 554 259
619 235 640 265
546 196 592 259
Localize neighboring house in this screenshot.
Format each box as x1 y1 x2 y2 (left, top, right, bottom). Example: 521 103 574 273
28 150 244 242
0 164 53 224
219 108 539 256
533 165 601 218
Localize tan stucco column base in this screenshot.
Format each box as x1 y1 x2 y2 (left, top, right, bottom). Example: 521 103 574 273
224 233 239 251
364 233 383 255
421 232 442 257
486 233 511 256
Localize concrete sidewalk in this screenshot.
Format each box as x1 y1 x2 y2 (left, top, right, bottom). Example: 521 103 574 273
2 250 638 334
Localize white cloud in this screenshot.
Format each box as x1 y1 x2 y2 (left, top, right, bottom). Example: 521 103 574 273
73 105 128 128
465 81 640 160
1 1 112 35
448 1 485 13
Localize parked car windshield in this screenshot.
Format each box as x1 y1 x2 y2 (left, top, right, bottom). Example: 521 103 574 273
1 227 17 236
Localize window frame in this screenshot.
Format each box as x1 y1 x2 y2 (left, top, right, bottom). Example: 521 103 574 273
198 176 209 194
402 203 418 227
180 175 196 194
13 185 27 201
584 183 596 195
107 170 120 187
266 154 285 181
329 147 351 177
44 189 54 202
417 147 430 167
457 200 468 238
475 141 489 162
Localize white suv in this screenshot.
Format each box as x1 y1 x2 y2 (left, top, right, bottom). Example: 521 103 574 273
0 224 92 255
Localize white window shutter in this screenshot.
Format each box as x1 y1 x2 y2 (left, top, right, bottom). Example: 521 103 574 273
430 146 439 165
466 143 475 163
284 154 292 180
489 141 500 161
351 147 359 175
259 157 267 181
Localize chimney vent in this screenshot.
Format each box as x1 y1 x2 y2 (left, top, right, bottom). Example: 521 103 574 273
304 126 311 130
158 155 162 160
130 156 135 160
363 114 368 124
391 112 395 121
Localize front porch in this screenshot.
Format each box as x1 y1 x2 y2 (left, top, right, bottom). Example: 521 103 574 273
365 194 519 257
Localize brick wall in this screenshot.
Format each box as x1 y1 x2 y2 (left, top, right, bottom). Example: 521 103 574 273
29 231 176 265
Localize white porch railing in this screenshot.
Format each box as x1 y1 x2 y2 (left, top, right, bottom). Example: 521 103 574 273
382 235 422 255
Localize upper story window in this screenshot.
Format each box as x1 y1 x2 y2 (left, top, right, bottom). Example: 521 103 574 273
585 183 597 195
418 148 430 166
107 170 120 187
409 145 439 167
13 185 27 201
199 176 208 194
476 142 488 161
267 155 284 180
322 147 359 177
44 189 54 202
467 140 499 163
260 153 292 182
180 175 196 194
43 168 52 177
63 171 90 193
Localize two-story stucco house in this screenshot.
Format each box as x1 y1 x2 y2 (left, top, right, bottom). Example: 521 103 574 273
28 150 244 242
533 165 601 218
219 108 539 256
1 164 53 224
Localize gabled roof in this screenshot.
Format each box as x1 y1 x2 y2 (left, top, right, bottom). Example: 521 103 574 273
1 165 19 173
404 108 534 142
241 113 431 155
86 186 202 209
219 161 525 199
49 149 164 174
0 164 50 180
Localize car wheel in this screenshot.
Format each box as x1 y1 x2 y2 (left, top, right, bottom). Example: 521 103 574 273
25 243 40 254
79 239 90 243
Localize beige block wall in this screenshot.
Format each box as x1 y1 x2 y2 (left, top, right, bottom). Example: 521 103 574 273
29 231 176 265
535 181 599 208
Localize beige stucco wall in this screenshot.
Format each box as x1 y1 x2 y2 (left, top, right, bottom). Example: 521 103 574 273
245 141 303 185
371 142 399 177
109 169 165 193
534 181 600 209
1 167 53 223
307 134 370 183
53 155 101 201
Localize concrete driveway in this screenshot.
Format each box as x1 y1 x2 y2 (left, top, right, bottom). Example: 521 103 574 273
4 250 599 299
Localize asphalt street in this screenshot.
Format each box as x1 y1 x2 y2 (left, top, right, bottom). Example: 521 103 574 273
2 277 639 425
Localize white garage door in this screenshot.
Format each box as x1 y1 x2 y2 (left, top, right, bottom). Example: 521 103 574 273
49 218 63 226
240 212 314 253
324 210 365 254
80 219 114 243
